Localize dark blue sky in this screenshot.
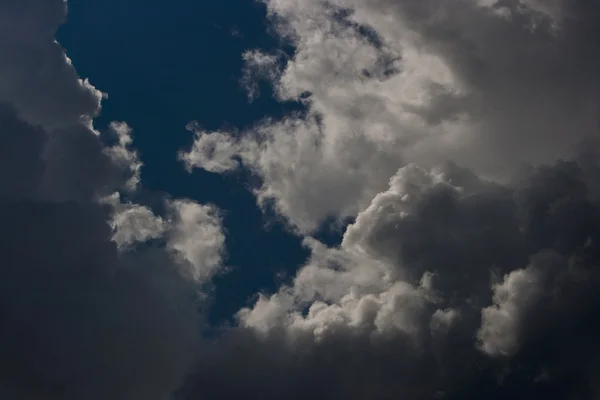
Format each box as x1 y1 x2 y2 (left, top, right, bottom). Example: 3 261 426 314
57 0 310 324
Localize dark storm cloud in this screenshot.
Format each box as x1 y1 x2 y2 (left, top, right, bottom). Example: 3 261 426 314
39 123 139 201
0 103 47 199
0 111 203 399
0 1 221 399
0 201 200 400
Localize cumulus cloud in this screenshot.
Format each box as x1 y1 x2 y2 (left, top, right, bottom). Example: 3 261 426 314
165 199 226 283
478 263 543 357
104 193 167 248
0 201 200 400
179 123 241 174
182 0 600 232
175 1 600 397
181 155 600 399
7 0 600 399
0 0 103 129
0 1 226 399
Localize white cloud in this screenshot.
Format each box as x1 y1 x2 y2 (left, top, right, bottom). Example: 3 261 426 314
106 194 227 283
166 199 226 283
236 166 468 340
103 122 143 192
103 193 167 248
182 0 600 232
179 124 241 173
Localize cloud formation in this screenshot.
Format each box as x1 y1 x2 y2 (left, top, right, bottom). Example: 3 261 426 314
182 156 600 399
5 0 600 399
178 0 600 399
0 1 226 398
182 0 600 232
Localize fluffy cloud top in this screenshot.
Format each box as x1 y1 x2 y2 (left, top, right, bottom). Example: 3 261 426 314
182 0 600 232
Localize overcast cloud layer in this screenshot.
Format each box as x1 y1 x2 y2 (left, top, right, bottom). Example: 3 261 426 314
4 0 600 399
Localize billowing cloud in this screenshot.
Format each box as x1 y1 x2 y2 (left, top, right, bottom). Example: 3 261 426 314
0 1 226 399
176 0 600 397
0 0 103 129
182 0 600 232
6 0 600 399
0 201 201 400
181 155 600 399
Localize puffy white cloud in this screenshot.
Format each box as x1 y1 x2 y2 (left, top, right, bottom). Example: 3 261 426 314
107 195 226 283
182 0 600 232
179 124 241 174
165 199 226 283
104 193 167 248
103 122 143 192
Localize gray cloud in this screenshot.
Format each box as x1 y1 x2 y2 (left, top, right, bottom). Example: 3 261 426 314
0 103 47 200
0 201 201 400
0 1 226 399
0 0 103 129
180 154 600 399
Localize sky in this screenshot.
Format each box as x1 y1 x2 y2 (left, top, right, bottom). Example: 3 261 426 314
2 0 600 399
56 0 310 324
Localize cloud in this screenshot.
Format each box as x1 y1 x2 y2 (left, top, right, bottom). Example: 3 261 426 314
165 199 226 283
240 50 282 102
0 0 103 129
107 195 226 284
179 123 241 174
6 0 600 399
0 103 47 200
478 261 544 357
0 201 200 400
181 0 600 232
181 154 600 399
104 192 167 248
0 1 227 398
176 1 600 397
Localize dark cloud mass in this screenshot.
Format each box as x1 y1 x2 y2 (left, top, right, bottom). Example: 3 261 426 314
0 1 216 399
3 0 600 399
